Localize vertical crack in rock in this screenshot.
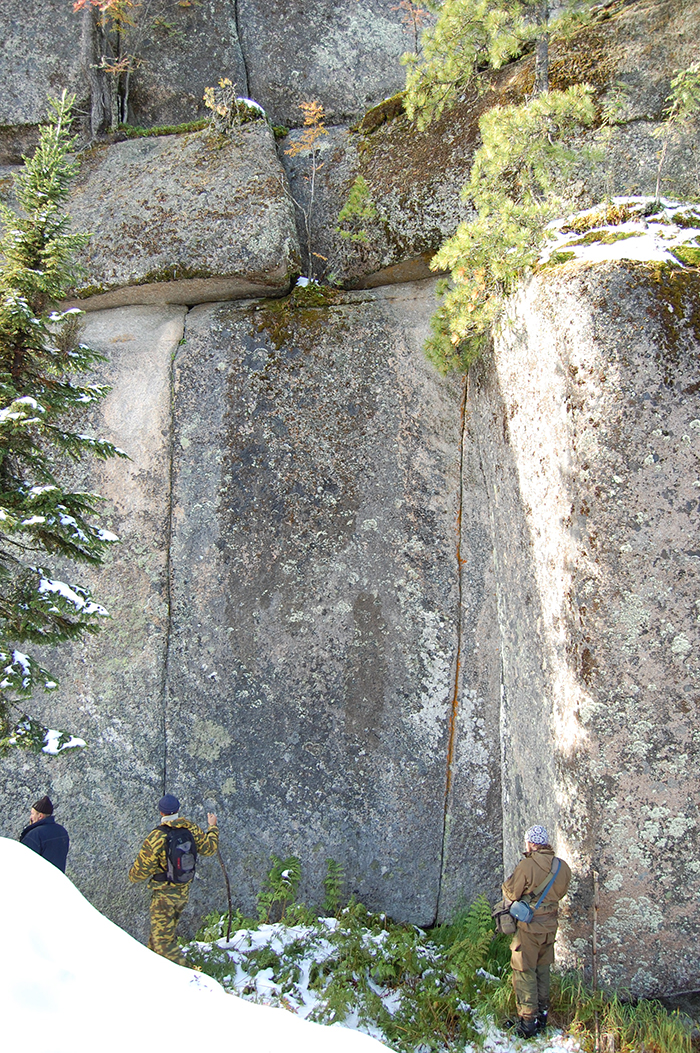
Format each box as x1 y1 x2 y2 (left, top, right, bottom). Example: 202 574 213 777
437 373 469 911
159 314 184 794
232 0 250 96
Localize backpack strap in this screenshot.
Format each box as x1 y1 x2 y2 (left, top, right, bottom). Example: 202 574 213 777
150 824 172 883
531 858 561 912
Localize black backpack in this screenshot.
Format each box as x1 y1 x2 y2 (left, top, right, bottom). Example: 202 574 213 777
158 824 197 883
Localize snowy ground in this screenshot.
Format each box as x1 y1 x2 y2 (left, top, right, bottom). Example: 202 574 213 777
5 834 582 1053
2 838 386 1053
541 196 700 267
186 918 583 1053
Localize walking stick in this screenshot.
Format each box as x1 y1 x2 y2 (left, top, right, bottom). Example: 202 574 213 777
592 869 600 1053
216 844 234 943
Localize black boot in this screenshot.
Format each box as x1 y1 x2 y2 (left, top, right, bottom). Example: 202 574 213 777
514 1017 539 1039
536 1009 548 1033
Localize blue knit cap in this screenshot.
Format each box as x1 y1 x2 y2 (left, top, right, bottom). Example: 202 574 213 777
526 824 549 845
158 794 180 815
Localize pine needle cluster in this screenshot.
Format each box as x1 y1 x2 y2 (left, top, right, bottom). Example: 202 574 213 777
426 85 595 371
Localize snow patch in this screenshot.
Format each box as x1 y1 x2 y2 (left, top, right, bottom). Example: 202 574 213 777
541 197 700 268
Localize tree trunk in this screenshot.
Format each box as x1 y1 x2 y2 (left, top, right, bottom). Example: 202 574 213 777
534 1 550 96
80 7 114 138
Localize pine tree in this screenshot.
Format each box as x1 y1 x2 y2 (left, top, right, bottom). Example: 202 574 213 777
0 92 126 753
403 0 593 127
399 0 597 371
425 85 595 371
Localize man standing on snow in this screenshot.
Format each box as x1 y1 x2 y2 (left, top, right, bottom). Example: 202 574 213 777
19 795 70 872
129 794 218 966
502 824 571 1039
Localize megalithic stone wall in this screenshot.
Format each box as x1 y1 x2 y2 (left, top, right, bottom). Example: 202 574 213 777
0 283 502 940
472 260 700 995
165 280 501 928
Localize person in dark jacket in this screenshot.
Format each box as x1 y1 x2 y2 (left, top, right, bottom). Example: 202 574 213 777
19 795 70 873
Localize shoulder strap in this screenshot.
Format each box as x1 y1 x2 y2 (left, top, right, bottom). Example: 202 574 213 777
532 858 561 910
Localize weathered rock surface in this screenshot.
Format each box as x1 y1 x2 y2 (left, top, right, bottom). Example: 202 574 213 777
0 1 85 144
280 0 700 288
166 280 500 925
280 113 475 287
472 260 700 995
124 0 248 129
1 0 699 1000
66 126 300 309
0 305 186 940
0 286 502 939
551 0 699 123
238 0 411 127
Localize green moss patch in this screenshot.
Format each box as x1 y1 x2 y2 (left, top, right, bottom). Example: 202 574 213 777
670 244 700 267
568 228 640 246
563 202 641 234
116 120 209 139
353 93 406 136
671 209 700 229
538 250 577 269
252 286 347 350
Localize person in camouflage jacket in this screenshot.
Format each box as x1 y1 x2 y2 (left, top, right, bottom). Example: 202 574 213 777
502 824 571 1039
129 794 218 966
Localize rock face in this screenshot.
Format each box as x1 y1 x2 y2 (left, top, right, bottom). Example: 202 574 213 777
0 306 186 942
238 0 410 126
0 0 700 1000
163 279 500 926
0 285 502 939
472 260 700 994
66 126 300 309
0 1 85 128
124 0 248 129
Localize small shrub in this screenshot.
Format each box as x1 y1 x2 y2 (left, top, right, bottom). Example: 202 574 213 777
203 79 265 138
336 176 378 244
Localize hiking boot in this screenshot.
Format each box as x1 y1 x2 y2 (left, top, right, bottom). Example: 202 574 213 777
513 1017 539 1039
536 1009 548 1033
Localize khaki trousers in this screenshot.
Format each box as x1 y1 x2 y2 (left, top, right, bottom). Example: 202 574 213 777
510 925 556 1019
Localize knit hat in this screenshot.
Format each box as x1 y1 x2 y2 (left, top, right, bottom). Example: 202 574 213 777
158 794 180 816
526 824 549 845
33 795 53 815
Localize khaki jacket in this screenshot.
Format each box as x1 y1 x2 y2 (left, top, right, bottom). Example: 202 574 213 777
128 817 218 889
502 847 571 934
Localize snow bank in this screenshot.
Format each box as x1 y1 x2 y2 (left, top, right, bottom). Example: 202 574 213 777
1 838 387 1053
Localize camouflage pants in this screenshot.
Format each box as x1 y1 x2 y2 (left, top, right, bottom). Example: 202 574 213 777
148 882 190 966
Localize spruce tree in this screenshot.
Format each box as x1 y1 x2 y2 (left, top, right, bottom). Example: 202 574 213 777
0 92 126 753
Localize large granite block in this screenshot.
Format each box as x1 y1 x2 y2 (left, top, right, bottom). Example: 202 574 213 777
165 280 500 926
66 127 300 309
0 305 186 940
473 260 700 995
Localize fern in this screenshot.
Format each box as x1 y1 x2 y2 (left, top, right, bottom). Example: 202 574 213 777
256 855 302 923
322 858 345 917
